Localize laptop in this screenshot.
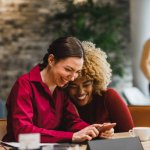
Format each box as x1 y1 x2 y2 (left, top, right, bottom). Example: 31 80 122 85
87 137 144 150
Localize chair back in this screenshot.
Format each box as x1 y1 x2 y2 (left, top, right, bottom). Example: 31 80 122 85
128 106 150 127
0 119 7 140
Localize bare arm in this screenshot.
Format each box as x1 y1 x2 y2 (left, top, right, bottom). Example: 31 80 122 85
140 39 150 81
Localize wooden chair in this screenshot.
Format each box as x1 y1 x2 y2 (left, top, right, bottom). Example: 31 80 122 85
0 119 7 140
128 105 150 127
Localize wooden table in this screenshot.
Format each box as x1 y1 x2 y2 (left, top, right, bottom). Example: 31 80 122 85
0 132 150 150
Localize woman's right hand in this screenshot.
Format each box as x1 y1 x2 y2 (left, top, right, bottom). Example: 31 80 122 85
72 123 116 143
72 124 103 143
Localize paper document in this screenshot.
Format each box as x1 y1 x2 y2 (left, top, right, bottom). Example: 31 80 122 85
0 141 62 148
0 141 80 149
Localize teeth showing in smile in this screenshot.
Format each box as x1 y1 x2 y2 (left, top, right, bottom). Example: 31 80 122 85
77 95 86 100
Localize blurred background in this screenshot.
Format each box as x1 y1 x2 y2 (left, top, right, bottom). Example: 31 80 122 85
0 0 150 117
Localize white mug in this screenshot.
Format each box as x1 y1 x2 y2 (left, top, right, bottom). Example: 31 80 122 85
129 127 150 141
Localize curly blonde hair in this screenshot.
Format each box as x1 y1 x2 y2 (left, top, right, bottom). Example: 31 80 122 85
80 41 112 95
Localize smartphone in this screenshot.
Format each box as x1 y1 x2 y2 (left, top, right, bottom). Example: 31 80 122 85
98 123 116 133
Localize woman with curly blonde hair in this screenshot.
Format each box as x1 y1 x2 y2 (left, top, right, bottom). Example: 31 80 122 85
67 41 134 132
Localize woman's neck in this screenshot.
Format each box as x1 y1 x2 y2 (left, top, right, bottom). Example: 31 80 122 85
40 66 56 92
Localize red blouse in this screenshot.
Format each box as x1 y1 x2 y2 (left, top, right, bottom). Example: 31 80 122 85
74 88 134 132
3 65 88 143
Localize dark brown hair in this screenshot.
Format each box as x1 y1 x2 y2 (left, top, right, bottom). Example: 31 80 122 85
39 36 84 70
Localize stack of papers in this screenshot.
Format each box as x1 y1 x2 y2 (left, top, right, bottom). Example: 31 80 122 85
0 141 81 150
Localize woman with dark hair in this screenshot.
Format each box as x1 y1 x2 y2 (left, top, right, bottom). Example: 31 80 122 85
3 36 115 143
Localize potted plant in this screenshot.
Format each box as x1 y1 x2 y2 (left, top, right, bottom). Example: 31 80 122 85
48 0 129 77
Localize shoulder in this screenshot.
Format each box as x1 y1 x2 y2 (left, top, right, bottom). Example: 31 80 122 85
145 39 150 46
143 39 150 54
94 88 120 101
7 72 32 102
102 88 125 104
17 73 30 84
103 88 120 97
12 72 31 92
16 65 38 85
94 88 120 102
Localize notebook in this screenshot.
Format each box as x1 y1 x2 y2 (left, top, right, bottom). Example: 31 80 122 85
87 137 144 150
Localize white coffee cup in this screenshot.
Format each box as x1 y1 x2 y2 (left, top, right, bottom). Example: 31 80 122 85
129 127 150 141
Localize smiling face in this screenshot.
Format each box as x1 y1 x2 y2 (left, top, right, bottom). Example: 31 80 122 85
68 77 94 106
49 56 84 87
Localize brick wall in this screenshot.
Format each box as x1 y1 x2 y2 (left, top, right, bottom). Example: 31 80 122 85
0 0 131 100
0 0 64 99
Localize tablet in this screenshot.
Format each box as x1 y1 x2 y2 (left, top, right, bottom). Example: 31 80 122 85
87 137 144 150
